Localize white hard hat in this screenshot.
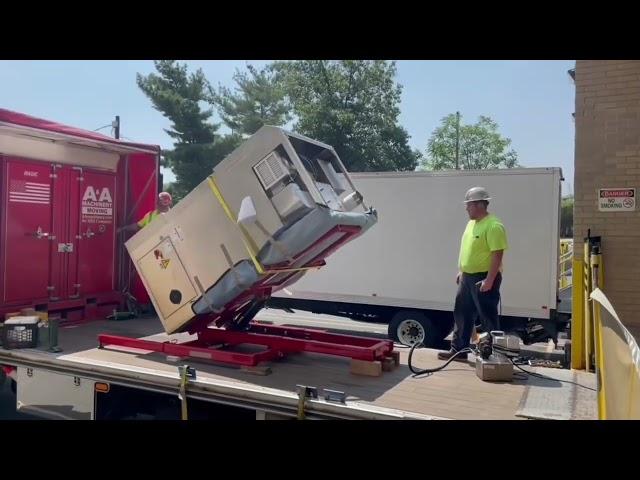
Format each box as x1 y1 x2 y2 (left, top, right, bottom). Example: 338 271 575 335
464 186 491 203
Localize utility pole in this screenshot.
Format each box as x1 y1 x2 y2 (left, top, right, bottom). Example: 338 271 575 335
455 111 460 170
113 116 120 139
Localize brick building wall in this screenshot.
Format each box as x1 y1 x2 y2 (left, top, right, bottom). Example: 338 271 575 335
573 60 640 338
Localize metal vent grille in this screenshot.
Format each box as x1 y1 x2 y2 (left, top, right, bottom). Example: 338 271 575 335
254 152 288 190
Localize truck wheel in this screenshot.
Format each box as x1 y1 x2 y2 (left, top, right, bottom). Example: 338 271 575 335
388 311 440 347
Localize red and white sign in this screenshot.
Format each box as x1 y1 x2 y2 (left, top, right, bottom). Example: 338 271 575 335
81 185 113 224
598 188 635 212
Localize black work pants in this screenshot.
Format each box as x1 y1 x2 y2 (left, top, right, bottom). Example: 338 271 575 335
450 272 502 352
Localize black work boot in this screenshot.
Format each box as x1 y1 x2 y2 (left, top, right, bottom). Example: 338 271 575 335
437 349 468 362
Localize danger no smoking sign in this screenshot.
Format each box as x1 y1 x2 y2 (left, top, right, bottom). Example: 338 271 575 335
598 188 636 212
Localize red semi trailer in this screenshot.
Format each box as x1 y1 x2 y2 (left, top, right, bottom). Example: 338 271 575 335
0 108 160 322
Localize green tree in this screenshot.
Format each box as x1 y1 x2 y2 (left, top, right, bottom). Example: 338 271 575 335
561 195 574 238
162 181 177 199
421 114 519 170
274 60 420 172
210 64 291 136
137 60 241 199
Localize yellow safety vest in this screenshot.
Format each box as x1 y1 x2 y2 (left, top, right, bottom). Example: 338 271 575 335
137 209 160 229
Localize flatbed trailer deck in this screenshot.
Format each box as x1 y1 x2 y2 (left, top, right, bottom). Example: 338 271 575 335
0 317 596 420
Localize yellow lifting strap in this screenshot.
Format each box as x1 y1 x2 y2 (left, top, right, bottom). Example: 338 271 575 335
296 385 318 420
178 365 194 421
206 175 321 276
297 393 306 420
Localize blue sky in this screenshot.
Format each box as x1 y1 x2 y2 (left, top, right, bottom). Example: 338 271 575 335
0 60 576 194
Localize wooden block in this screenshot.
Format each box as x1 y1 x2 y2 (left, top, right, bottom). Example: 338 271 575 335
350 359 382 377
382 357 396 372
241 365 272 376
390 351 401 367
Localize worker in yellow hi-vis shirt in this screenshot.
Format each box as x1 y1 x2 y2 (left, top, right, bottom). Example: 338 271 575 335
437 186 509 362
118 192 173 233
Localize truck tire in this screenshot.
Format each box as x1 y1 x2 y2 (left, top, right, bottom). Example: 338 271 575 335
388 311 442 347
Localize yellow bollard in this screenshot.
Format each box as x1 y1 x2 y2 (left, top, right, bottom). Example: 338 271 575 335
591 251 605 417
583 241 593 371
571 258 585 370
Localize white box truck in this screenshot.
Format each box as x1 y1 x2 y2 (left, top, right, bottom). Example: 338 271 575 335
268 168 569 347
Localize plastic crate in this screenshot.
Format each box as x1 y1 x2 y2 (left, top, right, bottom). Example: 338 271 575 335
2 316 39 349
